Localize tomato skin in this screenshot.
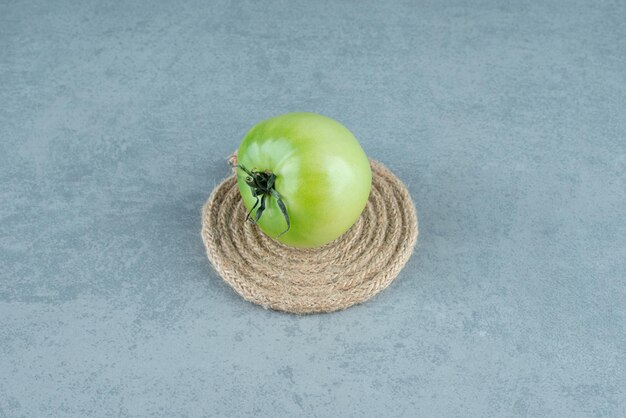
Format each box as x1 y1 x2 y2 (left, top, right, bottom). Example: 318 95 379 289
235 112 372 248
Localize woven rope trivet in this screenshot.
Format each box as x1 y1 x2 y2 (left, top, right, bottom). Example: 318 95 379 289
201 159 418 314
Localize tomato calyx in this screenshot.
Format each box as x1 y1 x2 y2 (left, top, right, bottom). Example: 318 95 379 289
233 164 291 237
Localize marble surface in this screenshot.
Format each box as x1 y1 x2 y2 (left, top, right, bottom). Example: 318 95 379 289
1 0 625 416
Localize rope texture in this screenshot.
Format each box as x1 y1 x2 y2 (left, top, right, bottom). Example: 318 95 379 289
201 160 418 314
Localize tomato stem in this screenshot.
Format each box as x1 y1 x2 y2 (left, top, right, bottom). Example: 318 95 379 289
231 163 290 237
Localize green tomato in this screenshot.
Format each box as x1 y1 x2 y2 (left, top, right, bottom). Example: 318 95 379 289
235 112 372 248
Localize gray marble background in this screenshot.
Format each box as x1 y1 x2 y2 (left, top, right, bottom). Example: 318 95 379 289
1 0 625 416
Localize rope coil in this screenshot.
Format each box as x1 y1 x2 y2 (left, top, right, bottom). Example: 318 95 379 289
201 159 418 314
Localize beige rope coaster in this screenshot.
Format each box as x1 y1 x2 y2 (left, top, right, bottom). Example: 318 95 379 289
201 159 418 314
